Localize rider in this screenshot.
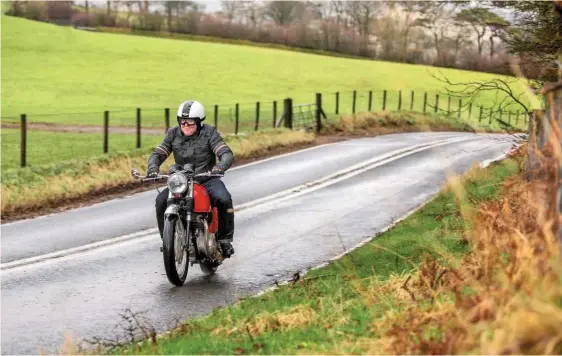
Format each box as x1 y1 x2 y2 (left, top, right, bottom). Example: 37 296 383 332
146 100 235 258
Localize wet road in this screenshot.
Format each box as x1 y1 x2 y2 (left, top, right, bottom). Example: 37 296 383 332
2 131 482 263
1 133 518 354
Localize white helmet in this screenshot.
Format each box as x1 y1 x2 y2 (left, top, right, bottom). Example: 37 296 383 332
176 100 206 127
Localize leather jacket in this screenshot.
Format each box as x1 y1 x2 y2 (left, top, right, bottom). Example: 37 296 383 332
147 124 234 182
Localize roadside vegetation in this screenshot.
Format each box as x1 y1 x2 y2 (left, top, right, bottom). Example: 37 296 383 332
80 143 560 355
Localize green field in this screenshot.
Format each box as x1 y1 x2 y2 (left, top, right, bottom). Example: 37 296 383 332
1 128 163 170
1 14 529 126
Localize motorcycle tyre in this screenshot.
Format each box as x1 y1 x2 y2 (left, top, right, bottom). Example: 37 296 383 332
162 215 189 286
200 262 219 275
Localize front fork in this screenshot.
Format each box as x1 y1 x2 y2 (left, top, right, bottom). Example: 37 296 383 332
164 180 195 255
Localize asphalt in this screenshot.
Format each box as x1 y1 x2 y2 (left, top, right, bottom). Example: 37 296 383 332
2 131 485 263
0 132 518 354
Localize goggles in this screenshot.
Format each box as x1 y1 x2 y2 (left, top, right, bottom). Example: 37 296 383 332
180 118 197 127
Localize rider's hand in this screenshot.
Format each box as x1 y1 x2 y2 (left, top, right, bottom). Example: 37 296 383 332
211 166 224 175
147 167 159 178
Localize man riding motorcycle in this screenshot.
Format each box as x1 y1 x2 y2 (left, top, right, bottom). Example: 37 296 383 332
147 100 235 258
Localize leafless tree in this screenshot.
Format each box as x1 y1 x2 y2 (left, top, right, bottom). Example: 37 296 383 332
413 1 467 66
264 0 303 26
240 1 264 28
344 1 381 55
221 0 243 24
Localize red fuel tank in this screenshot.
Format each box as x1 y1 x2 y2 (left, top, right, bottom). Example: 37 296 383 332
193 183 212 213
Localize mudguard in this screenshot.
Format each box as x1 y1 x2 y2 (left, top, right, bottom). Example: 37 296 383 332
164 204 180 217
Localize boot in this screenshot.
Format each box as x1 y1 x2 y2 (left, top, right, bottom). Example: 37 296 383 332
218 208 235 258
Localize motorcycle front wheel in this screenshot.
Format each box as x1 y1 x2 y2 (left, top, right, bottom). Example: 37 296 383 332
200 262 219 275
162 215 189 286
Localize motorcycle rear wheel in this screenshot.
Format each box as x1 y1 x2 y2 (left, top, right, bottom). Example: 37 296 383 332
162 215 189 286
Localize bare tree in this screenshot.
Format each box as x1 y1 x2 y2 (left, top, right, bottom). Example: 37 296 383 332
221 0 243 24
264 0 303 26
239 1 264 28
345 1 381 55
413 1 467 66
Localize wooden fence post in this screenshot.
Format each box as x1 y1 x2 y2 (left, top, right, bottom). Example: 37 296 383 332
410 90 414 110
316 93 322 133
352 90 357 114
255 101 260 131
273 100 277 128
214 104 218 130
235 103 239 135
284 98 293 129
479 105 483 122
104 110 109 153
136 108 141 149
335 92 339 114
368 90 372 111
20 114 26 168
383 90 387 110
165 108 170 133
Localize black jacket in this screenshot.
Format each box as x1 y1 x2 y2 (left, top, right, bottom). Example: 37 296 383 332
147 124 235 181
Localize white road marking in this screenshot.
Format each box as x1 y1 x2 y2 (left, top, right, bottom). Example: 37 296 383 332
0 135 482 272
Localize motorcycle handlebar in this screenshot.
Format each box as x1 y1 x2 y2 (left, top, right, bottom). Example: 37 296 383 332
131 168 223 182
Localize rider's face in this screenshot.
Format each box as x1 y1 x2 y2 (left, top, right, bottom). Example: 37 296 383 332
180 118 197 136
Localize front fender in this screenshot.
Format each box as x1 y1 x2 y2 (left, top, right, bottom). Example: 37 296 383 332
164 204 180 217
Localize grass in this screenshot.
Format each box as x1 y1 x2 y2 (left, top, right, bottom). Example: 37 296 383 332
320 110 511 136
1 14 529 128
1 110 524 172
76 147 530 355
0 128 314 220
1 128 164 171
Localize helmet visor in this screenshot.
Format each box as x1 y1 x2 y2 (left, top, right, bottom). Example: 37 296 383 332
180 118 197 127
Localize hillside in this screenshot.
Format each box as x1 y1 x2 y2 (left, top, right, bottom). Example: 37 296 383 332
1 15 527 122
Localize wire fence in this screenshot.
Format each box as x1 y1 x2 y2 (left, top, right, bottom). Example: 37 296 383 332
2 87 530 171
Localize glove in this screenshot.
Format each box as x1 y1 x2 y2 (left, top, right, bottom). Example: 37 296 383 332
147 167 159 178
211 166 224 175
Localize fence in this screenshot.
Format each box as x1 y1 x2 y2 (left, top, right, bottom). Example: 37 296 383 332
2 88 531 170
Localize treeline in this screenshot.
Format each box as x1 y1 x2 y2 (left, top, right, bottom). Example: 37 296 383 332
5 1 559 80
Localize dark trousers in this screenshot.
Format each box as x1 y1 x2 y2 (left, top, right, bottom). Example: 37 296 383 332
155 178 234 242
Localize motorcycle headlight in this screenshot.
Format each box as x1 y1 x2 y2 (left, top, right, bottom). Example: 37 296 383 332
168 173 188 194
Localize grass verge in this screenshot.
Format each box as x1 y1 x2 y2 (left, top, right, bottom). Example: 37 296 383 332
77 142 556 355
320 110 516 136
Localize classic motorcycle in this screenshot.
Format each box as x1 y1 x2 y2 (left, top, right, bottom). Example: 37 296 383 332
131 163 226 286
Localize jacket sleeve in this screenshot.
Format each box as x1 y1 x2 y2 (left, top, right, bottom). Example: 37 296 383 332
208 127 234 171
148 129 173 171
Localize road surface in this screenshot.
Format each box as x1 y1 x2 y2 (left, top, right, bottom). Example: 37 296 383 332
1 132 518 354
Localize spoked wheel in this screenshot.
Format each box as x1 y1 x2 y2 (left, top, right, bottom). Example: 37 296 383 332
162 215 189 286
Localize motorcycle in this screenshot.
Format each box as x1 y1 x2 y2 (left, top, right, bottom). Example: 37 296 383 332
131 163 226 286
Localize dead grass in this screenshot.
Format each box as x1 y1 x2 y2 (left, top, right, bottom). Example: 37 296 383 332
366 145 562 355
321 111 494 136
1 129 314 219
211 305 317 338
